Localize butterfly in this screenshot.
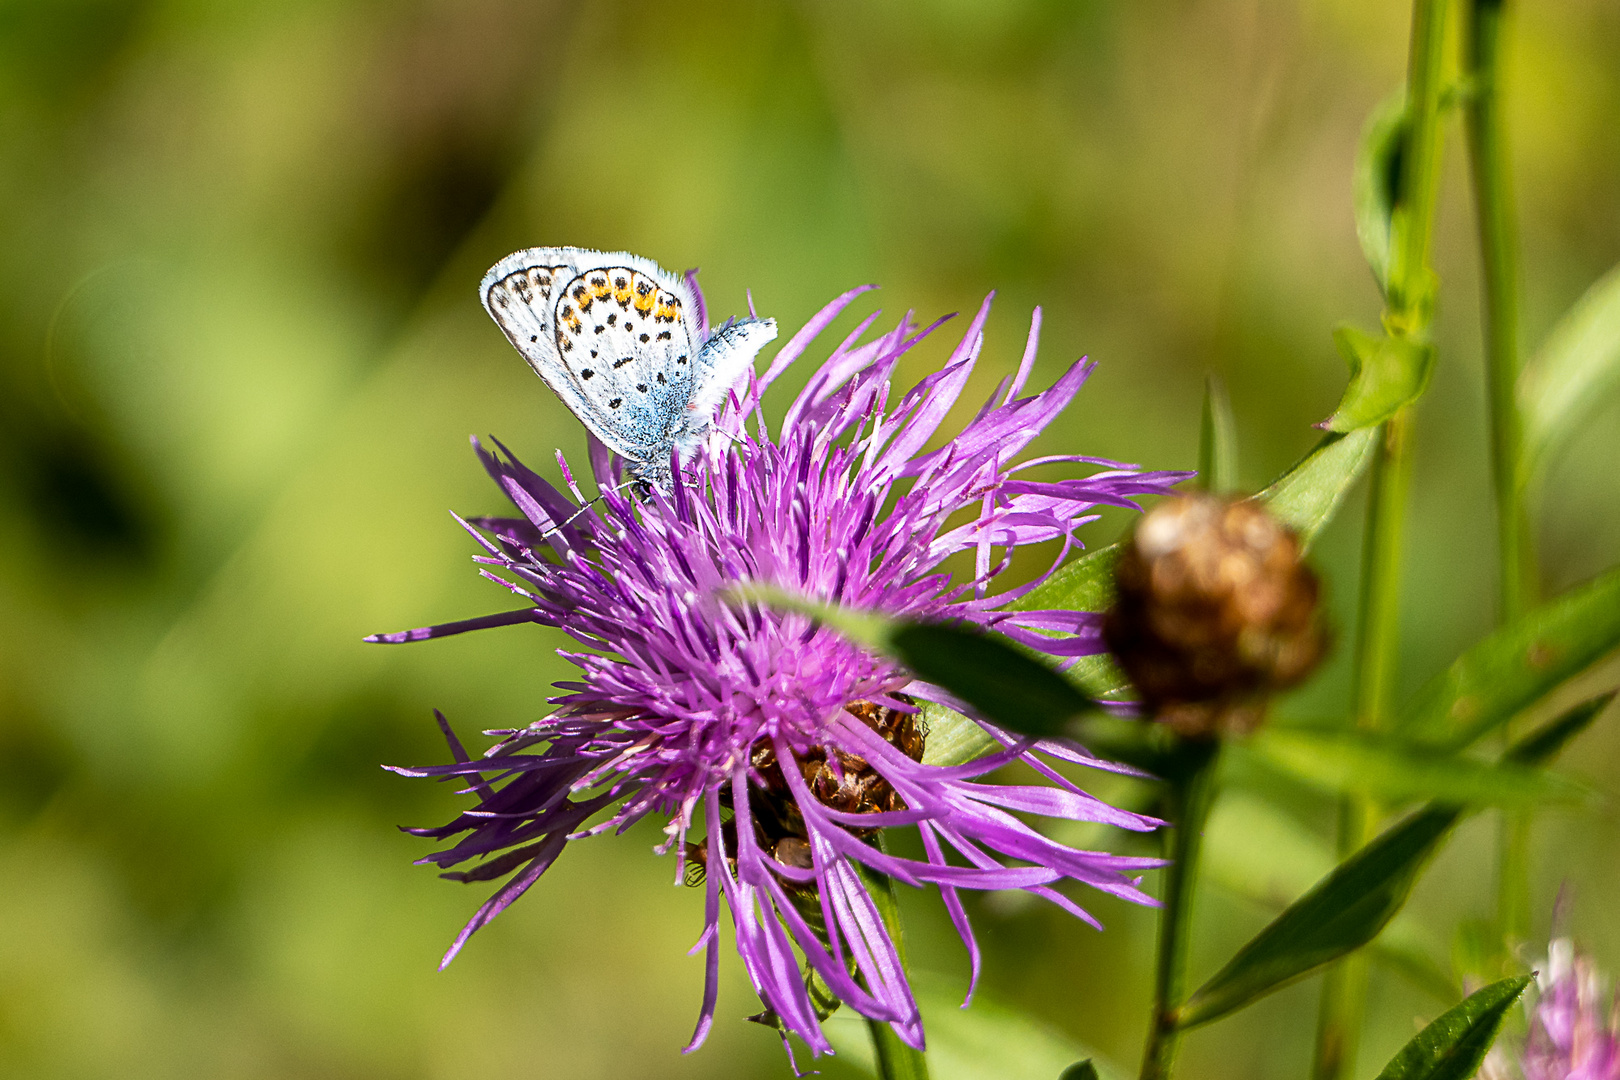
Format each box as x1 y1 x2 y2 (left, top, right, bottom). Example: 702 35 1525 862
480 247 778 492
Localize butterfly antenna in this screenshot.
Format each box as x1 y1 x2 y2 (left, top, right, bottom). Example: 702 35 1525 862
535 478 641 543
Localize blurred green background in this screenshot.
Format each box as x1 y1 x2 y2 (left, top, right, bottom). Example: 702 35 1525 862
2 1 1617 1077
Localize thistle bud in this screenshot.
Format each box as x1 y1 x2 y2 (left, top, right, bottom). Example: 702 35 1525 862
1103 493 1326 738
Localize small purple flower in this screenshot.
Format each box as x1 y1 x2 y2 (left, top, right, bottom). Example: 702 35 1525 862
1493 939 1620 1080
372 281 1189 1059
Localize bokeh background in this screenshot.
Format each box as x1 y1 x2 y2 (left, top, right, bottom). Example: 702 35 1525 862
2 1 1618 1077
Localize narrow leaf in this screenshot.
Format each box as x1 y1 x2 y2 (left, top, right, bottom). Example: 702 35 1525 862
1176 694 1603 1029
1253 428 1381 550
1017 425 1377 619
1199 374 1238 493
1402 565 1620 747
920 701 1000 768
892 623 1092 738
1372 975 1531 1080
1174 804 1460 1030
1202 793 1459 1004
1323 322 1436 432
1059 1062 1101 1080
1008 543 1122 616
1245 727 1589 807
1505 692 1613 767
1520 259 1620 483
1353 91 1406 294
738 585 1091 738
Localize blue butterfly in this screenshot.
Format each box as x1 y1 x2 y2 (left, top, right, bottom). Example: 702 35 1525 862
481 247 777 491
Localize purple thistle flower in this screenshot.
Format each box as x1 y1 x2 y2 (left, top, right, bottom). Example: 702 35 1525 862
1488 939 1620 1080
371 280 1190 1059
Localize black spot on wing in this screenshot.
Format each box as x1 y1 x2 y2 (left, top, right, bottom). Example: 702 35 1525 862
582 369 594 379
608 397 622 409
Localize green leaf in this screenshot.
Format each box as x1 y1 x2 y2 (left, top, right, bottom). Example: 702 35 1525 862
1353 91 1406 294
1007 424 1377 704
1199 374 1238 493
1017 425 1377 620
1244 727 1589 806
1402 565 1620 747
1372 975 1531 1080
919 700 1000 768
1520 259 1620 484
1202 793 1459 1004
737 585 1091 738
892 623 1091 738
1176 693 1604 1029
1059 1062 1101 1080
1253 428 1381 550
1174 804 1461 1030
1323 322 1436 432
1008 543 1123 616
1504 692 1613 767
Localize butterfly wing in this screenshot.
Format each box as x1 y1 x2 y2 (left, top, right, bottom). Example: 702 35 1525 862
550 262 701 468
480 247 703 466
685 316 779 438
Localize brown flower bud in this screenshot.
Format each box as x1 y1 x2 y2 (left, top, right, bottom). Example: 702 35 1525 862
1102 493 1326 738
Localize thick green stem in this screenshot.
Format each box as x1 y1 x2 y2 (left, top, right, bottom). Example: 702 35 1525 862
867 836 930 1080
1315 0 1450 1072
1138 739 1222 1080
1463 0 1536 955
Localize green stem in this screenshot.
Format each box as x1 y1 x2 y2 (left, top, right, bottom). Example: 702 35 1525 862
867 836 930 1080
1138 738 1221 1080
1315 0 1450 1071
1463 0 1536 956
1385 0 1451 333
1312 411 1414 1080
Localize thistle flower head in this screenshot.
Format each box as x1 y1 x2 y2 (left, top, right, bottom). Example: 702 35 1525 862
374 283 1191 1060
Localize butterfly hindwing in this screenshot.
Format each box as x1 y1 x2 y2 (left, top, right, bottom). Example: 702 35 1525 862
481 248 703 466
553 265 698 463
